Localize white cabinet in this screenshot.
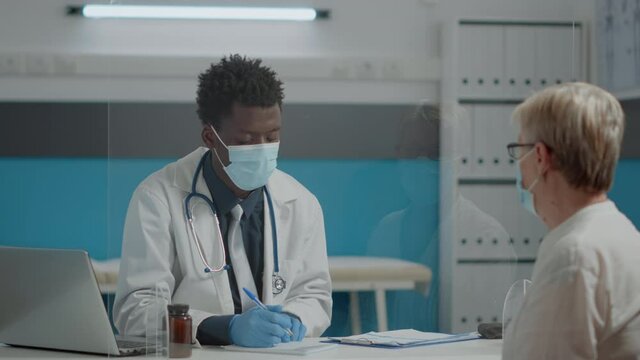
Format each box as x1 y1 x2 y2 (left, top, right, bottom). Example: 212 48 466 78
451 263 535 333
440 20 586 333
455 104 475 178
458 26 506 98
505 26 537 97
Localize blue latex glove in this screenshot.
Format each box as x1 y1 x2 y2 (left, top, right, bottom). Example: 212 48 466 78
288 315 307 342
229 305 293 347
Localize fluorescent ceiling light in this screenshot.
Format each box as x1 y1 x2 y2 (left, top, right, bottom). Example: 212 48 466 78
67 4 330 21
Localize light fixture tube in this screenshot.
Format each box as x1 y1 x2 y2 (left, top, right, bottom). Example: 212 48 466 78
67 4 329 21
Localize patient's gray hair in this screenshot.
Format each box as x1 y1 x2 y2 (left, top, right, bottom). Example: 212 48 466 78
513 82 625 193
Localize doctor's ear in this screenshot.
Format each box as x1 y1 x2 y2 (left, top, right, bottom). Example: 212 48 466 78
202 126 216 149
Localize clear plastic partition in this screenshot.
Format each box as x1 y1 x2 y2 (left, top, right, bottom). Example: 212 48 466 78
0 0 115 352
102 0 637 349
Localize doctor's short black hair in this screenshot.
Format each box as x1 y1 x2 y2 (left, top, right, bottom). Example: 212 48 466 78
196 54 284 129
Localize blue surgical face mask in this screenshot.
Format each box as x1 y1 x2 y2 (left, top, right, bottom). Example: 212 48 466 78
211 125 279 191
516 148 541 216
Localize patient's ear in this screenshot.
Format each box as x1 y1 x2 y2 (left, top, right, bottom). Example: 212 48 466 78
535 142 553 173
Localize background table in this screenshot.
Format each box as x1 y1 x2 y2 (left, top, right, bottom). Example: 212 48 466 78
328 256 432 334
93 256 432 335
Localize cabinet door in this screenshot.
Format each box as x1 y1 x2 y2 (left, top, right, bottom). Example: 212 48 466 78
505 26 536 98
456 104 475 178
484 26 506 98
535 26 579 88
458 26 477 98
472 104 513 178
496 105 518 177
471 105 491 177
458 25 505 98
452 263 534 333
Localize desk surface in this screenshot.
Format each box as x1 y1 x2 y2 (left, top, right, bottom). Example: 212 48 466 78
0 339 501 359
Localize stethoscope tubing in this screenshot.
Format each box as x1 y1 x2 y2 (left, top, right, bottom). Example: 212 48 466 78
184 151 280 275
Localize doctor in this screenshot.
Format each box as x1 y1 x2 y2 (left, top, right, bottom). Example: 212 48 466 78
113 55 332 348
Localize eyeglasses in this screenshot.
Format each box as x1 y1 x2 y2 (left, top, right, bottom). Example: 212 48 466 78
506 143 535 160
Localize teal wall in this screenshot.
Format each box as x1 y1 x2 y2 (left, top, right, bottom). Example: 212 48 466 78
3 158 636 258
1 157 638 335
0 158 421 258
607 160 640 224
0 157 439 335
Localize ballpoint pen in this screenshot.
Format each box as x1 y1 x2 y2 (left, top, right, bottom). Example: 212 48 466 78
242 287 294 337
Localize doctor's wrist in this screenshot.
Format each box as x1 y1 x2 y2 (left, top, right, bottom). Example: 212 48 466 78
196 315 235 346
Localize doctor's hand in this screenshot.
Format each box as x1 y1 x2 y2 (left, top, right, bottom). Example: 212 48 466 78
270 306 306 341
228 305 293 347
287 314 307 342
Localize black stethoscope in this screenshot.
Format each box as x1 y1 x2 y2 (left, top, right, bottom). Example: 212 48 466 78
183 151 286 295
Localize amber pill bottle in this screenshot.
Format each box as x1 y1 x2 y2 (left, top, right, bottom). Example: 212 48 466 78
168 304 192 358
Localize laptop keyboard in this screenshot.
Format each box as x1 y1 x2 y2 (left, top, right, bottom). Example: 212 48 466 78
117 339 148 349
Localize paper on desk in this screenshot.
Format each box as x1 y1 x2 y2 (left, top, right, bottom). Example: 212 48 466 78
327 329 481 348
223 339 337 356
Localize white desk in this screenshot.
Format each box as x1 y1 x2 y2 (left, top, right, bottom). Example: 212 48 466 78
0 339 501 359
93 256 432 335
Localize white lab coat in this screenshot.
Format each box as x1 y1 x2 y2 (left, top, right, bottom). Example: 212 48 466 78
113 147 332 341
503 200 640 359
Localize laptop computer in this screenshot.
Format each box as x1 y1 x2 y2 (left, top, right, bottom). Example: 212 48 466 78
0 246 151 356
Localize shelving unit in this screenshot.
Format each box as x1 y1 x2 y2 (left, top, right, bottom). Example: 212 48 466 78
439 19 587 333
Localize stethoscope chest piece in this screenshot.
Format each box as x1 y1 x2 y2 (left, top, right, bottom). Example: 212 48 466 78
272 273 286 295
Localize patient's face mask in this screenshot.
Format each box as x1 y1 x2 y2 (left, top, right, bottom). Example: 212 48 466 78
516 148 541 216
211 125 279 191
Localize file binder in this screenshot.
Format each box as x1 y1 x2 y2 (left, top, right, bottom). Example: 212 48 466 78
325 329 481 349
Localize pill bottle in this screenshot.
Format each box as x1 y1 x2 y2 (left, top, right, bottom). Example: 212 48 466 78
168 304 192 358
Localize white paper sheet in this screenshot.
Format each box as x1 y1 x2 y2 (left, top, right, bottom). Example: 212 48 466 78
223 339 337 356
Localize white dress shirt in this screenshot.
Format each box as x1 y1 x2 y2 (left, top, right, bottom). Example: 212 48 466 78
503 200 640 359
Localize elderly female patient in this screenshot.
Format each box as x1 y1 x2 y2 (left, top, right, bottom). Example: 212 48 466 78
502 82 640 359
